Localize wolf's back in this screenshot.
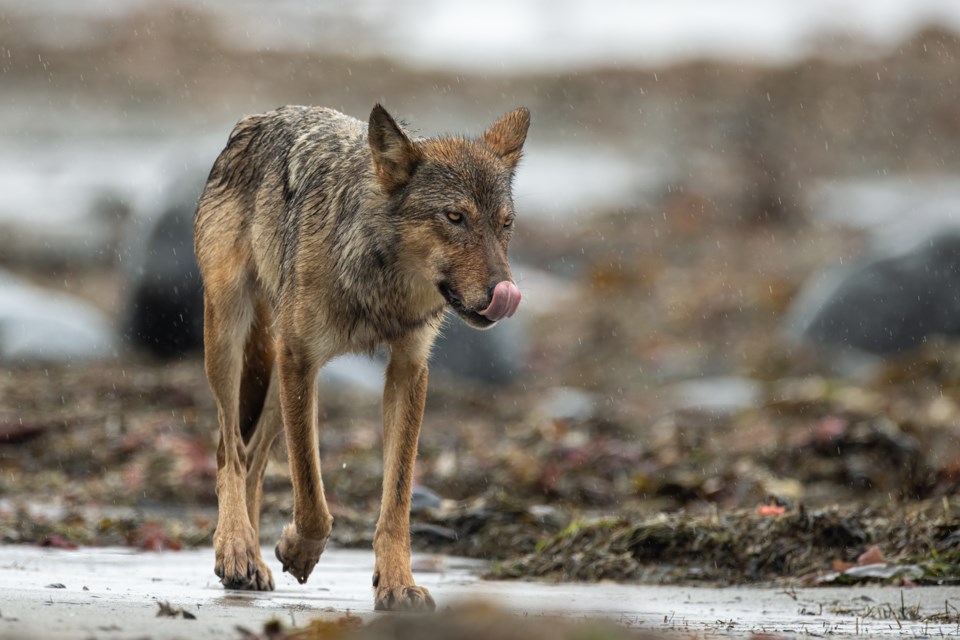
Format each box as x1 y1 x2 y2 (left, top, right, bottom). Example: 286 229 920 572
194 107 376 299
203 107 364 197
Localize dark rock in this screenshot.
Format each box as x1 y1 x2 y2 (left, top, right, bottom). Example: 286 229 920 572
430 316 525 385
409 523 458 544
410 485 443 513
120 160 209 358
786 230 960 357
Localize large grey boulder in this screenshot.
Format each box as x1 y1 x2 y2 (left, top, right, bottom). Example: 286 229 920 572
786 230 960 356
0 270 116 362
430 314 525 384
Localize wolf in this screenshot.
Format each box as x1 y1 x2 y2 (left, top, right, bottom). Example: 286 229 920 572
193 104 529 611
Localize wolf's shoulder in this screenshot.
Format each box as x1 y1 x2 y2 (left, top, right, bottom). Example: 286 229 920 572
227 106 364 141
263 106 364 134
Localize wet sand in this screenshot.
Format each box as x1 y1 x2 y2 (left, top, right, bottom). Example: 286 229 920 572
1 545 958 639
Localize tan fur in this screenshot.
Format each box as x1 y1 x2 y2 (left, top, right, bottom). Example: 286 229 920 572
194 104 529 610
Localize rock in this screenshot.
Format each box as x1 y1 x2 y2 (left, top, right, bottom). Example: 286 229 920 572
410 486 444 513
431 316 525 385
0 270 116 362
815 562 924 585
541 387 596 423
667 376 762 415
409 523 458 543
786 230 960 359
120 153 211 358
320 354 387 394
122 191 205 357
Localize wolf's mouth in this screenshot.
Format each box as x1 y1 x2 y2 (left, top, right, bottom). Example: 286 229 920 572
437 282 496 328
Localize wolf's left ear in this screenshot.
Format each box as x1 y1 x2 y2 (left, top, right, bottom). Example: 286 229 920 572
369 104 422 194
483 107 530 170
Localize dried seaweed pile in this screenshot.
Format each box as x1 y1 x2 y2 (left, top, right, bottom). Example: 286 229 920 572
497 500 960 585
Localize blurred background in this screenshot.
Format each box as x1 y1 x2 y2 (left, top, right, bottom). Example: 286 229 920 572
3 0 960 583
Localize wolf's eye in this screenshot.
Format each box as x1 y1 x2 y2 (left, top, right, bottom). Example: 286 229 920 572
445 211 463 224
503 218 514 228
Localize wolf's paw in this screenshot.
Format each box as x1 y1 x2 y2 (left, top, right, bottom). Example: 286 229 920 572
373 580 436 612
214 523 262 590
243 555 275 591
274 524 329 584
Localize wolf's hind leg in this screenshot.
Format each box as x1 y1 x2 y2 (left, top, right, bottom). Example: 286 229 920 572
236 299 280 591
241 368 283 590
204 274 261 590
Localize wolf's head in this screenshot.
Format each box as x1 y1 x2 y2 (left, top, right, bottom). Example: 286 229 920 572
369 105 529 329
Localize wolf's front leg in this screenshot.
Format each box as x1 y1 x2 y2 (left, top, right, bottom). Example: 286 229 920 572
373 334 436 611
274 341 333 584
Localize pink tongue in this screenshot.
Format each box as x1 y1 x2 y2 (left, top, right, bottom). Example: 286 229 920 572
479 281 521 321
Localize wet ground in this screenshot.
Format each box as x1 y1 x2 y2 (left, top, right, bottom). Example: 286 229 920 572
3 545 960 639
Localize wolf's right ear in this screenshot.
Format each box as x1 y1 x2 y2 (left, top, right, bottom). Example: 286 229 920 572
369 104 421 194
484 107 530 170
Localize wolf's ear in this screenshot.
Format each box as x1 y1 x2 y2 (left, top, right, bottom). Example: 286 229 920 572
483 107 530 170
369 104 421 193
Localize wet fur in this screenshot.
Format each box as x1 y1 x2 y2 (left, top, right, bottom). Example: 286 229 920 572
194 104 529 610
